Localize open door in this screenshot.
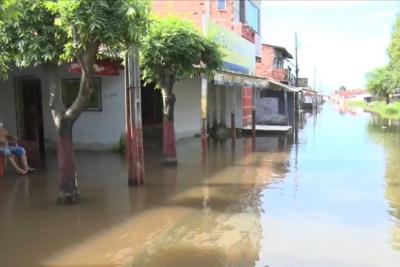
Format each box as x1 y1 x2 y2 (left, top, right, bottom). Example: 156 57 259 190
14 77 45 163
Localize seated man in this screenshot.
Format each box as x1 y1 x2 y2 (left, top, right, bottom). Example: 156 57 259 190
0 120 35 175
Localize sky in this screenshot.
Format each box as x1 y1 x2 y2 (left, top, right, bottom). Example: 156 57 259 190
261 0 400 94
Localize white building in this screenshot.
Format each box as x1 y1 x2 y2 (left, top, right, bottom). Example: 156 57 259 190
0 64 203 153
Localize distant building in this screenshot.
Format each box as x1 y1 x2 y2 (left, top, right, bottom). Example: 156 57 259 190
331 89 372 104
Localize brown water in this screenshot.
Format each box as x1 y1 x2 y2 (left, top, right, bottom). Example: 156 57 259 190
1 105 400 266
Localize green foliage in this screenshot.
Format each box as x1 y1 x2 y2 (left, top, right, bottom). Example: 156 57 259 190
366 14 400 99
0 0 150 77
348 100 400 120
385 106 398 115
388 15 400 67
366 65 399 96
141 17 223 90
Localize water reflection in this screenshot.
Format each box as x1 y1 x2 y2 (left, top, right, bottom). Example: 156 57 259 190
368 115 400 251
4 105 400 266
257 106 400 267
0 133 293 266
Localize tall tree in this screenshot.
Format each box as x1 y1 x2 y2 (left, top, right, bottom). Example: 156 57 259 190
141 17 223 164
0 0 149 204
388 15 400 68
366 65 399 104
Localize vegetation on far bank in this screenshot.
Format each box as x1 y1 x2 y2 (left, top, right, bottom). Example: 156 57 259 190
365 15 400 104
347 100 400 119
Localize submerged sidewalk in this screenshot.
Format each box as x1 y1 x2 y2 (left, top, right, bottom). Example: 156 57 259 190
0 136 291 267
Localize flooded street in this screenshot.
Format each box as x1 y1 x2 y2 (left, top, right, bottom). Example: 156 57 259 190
1 104 400 267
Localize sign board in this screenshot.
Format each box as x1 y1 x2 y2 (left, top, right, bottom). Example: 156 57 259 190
298 78 308 87
208 19 256 75
68 60 120 76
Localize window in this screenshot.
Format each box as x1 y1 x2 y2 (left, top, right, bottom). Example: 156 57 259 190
273 57 278 69
218 0 226 10
273 57 284 69
62 78 102 111
245 1 260 32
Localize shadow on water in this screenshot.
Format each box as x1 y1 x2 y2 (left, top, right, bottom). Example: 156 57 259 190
0 127 296 266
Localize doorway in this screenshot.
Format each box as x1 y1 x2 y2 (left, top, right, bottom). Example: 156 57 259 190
141 81 163 126
14 77 45 160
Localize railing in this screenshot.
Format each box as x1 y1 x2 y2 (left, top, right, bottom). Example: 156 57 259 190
271 68 288 82
271 68 297 86
241 23 255 43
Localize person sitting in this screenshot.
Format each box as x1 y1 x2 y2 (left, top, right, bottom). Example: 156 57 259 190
0 121 35 175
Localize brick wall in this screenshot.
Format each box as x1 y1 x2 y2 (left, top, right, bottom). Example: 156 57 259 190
271 69 288 82
256 45 275 78
210 0 236 31
151 0 205 30
242 87 253 127
152 0 249 42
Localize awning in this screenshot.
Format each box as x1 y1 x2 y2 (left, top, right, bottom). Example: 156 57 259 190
267 79 301 93
213 70 269 89
301 88 318 96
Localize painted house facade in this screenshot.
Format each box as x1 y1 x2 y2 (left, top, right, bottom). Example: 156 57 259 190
0 65 205 152
0 65 127 153
152 0 267 135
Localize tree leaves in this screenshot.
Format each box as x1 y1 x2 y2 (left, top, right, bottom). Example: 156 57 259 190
367 65 399 96
388 16 400 67
0 0 150 78
367 15 400 97
141 17 223 91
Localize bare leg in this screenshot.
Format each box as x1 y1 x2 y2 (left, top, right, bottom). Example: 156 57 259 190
20 154 34 171
7 156 26 174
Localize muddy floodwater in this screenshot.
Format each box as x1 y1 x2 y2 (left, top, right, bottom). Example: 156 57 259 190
1 104 400 267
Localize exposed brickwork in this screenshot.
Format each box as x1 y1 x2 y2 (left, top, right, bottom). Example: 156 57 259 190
242 87 253 127
256 45 289 82
256 45 275 78
151 0 205 29
272 69 288 81
210 0 235 31
152 0 245 39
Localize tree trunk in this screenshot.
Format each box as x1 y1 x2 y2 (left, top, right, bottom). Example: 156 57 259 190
48 41 98 205
56 119 79 204
162 88 177 164
386 93 390 104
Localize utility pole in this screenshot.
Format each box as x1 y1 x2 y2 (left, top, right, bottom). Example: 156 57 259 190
313 66 316 91
295 32 299 87
125 46 144 186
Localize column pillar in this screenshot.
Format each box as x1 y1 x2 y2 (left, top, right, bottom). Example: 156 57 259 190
251 87 256 137
219 85 226 127
211 84 218 133
231 87 237 142
284 90 289 126
125 46 145 186
201 77 208 153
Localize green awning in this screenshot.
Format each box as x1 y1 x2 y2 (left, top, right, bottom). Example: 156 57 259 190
213 71 269 89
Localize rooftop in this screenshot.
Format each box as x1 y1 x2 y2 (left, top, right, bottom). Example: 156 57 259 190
263 43 294 59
